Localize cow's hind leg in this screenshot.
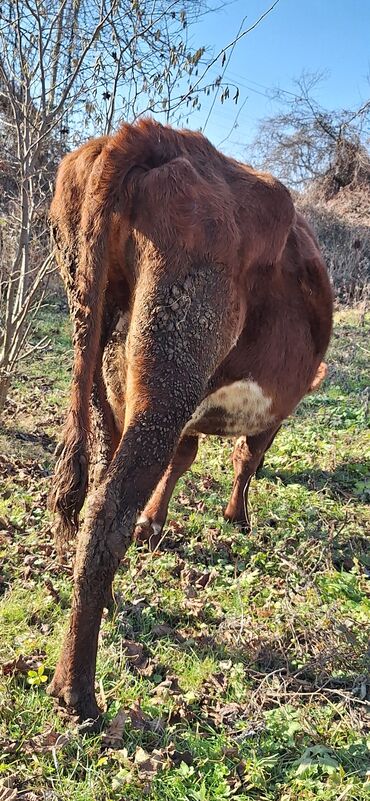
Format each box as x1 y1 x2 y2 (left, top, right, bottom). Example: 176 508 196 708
48 262 234 723
135 434 199 549
224 425 281 529
47 425 194 725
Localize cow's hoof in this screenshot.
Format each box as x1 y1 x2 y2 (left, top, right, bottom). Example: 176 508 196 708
47 672 101 729
223 507 251 532
134 515 164 550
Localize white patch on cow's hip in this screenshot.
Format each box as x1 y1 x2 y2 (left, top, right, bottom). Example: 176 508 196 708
183 380 275 437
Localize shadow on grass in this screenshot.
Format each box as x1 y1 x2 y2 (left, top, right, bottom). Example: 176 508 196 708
261 459 369 499
0 424 56 453
114 592 369 700
146 511 369 577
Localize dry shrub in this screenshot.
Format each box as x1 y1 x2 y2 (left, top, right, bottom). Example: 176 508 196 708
296 143 370 303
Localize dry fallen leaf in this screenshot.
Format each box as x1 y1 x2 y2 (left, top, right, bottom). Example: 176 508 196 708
134 746 169 779
167 694 196 725
44 578 60 603
0 789 17 801
2 654 43 677
16 793 39 801
181 594 207 617
22 728 71 754
203 701 245 728
0 738 17 756
151 674 184 699
101 708 129 748
202 671 228 694
102 702 163 748
167 745 193 767
129 701 163 733
169 557 186 577
0 775 17 801
121 639 153 675
151 623 174 638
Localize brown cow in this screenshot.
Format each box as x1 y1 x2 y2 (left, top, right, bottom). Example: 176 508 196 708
47 119 333 723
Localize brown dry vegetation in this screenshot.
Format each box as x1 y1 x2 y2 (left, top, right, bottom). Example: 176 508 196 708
297 142 370 302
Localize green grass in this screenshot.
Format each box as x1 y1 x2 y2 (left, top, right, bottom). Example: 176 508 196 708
0 304 369 800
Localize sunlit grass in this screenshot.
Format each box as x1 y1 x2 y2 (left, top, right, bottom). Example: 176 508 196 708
0 306 369 800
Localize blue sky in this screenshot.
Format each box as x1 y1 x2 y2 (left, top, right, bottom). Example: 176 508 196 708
187 0 370 159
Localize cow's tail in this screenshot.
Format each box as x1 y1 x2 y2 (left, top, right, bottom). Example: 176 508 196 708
49 120 160 549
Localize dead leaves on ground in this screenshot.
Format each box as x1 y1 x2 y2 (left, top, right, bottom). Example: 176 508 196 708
100 683 253 794
0 775 55 801
108 745 171 792
0 726 73 762
0 776 17 801
134 745 169 780
180 566 217 591
101 689 196 789
2 653 45 678
134 743 192 780
0 787 41 801
2 653 270 797
21 728 71 755
121 639 155 676
152 673 183 699
102 700 193 793
104 729 193 792
102 701 163 748
0 453 49 483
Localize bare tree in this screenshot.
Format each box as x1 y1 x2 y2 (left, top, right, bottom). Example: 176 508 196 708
0 0 215 416
250 71 370 188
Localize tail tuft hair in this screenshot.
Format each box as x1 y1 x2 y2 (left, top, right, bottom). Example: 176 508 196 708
48 412 89 550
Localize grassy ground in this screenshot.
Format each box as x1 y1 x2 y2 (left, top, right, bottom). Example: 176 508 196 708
0 305 369 801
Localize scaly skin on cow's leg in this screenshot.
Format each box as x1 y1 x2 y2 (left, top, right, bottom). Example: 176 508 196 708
135 434 199 550
89 367 121 490
47 447 147 725
47 424 198 724
224 426 281 529
48 262 236 722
